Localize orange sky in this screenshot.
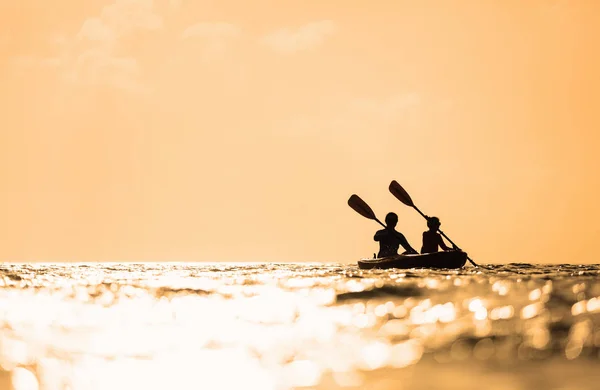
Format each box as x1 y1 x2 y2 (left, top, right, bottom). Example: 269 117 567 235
1 0 599 263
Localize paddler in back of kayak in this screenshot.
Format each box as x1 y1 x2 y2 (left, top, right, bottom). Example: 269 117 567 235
374 212 418 258
421 216 458 254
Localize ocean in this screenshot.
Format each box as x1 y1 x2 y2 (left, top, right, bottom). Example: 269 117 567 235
1 263 599 390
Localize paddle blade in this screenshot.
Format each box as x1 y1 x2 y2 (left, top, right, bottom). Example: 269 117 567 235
389 180 415 207
348 194 377 220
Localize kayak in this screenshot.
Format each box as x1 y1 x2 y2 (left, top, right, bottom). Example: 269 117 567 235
358 250 468 270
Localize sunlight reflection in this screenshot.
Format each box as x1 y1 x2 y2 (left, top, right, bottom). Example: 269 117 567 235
492 281 509 296
468 299 488 321
283 360 322 388
531 327 550 349
490 305 514 320
528 289 541 301
11 367 38 390
572 301 587 316
586 297 600 313
1 263 600 390
359 341 391 370
521 303 544 319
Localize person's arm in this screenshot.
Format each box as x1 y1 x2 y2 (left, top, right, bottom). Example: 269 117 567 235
438 234 451 251
396 231 418 254
374 230 385 241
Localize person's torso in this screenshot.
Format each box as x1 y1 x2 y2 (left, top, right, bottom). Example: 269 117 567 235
421 231 440 253
376 229 402 256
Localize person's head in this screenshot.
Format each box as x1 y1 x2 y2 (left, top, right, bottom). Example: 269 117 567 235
385 212 398 227
427 216 441 230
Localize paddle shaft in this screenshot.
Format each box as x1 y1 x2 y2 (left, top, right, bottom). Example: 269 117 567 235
347 193 418 256
410 204 480 267
373 218 386 229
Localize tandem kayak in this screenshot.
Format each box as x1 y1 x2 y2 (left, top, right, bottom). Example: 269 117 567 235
358 250 468 270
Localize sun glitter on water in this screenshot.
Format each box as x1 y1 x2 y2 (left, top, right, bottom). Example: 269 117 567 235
1 263 600 390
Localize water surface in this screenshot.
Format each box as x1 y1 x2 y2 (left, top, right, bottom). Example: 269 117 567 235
1 263 600 390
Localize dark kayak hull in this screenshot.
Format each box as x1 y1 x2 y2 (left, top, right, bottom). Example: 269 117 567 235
358 251 468 270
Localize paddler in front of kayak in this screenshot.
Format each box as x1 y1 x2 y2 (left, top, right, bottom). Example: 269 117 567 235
374 212 418 258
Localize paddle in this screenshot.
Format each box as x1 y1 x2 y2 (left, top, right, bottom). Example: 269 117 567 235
347 194 387 229
388 180 482 268
347 194 418 256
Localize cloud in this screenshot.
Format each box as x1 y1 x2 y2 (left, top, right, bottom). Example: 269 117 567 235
180 22 241 60
63 0 165 93
77 18 117 43
8 1 244 93
9 56 61 70
76 0 163 43
100 0 163 36
74 0 163 44
65 49 142 92
261 20 336 54
279 93 421 148
181 22 240 39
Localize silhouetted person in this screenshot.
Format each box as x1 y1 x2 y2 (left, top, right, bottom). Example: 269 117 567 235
421 216 456 254
374 212 418 258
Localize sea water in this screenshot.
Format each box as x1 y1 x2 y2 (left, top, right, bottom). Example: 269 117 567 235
1 263 599 390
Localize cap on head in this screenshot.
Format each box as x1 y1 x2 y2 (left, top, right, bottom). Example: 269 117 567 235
385 212 398 226
427 216 441 229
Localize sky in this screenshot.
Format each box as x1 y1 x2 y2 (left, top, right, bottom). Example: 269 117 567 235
1 0 599 263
